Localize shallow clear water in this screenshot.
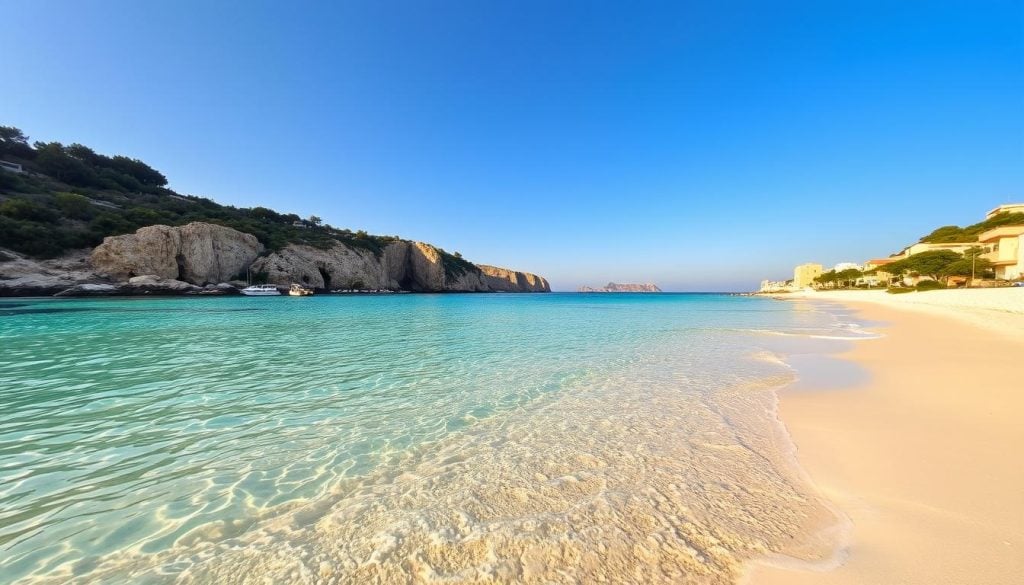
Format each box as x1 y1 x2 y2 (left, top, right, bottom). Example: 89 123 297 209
0 293 871 584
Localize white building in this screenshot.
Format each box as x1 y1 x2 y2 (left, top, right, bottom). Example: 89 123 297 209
832 262 863 272
758 279 794 293
0 160 24 173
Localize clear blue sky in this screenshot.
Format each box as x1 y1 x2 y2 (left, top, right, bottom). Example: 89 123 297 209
3 1 1022 291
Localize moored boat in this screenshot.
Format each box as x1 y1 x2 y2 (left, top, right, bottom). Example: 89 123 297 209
240 284 281 296
288 283 314 296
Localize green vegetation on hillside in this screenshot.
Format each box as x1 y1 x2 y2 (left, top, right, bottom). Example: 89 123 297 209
0 125 413 259
883 248 993 281
439 249 479 280
919 211 1024 243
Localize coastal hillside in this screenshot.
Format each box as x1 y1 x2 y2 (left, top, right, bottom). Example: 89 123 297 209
578 282 662 292
917 210 1024 243
0 125 549 295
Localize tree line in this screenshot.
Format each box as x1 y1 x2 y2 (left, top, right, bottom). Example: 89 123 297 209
0 125 413 259
918 211 1024 243
1 126 167 193
814 247 994 289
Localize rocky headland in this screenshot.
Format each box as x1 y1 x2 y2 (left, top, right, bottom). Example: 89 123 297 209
578 282 662 293
0 222 550 297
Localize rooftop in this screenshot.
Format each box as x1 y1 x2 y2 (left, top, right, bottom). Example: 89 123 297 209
978 225 1024 242
985 203 1024 219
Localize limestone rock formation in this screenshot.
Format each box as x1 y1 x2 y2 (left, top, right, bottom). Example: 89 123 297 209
250 241 546 293
250 241 396 291
91 223 263 285
0 249 106 296
124 275 202 295
578 282 661 293
5 221 548 296
479 265 551 292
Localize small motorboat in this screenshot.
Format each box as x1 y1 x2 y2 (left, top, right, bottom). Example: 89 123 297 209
288 283 314 296
240 284 281 296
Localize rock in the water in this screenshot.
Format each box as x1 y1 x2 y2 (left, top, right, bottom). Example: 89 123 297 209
91 222 263 285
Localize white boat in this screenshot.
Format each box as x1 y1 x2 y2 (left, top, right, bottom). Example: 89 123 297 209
288 283 314 296
240 284 281 296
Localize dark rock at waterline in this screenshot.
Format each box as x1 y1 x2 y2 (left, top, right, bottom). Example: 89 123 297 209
50 276 231 297
53 284 121 297
123 275 202 295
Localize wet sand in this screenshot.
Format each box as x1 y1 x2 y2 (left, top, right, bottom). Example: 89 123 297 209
749 298 1024 584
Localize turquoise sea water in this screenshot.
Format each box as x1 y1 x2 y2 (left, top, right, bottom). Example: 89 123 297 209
0 293 873 584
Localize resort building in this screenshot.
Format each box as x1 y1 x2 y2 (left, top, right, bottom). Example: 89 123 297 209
979 225 1024 280
793 263 823 289
832 262 863 272
860 258 896 287
894 241 978 258
985 203 1024 219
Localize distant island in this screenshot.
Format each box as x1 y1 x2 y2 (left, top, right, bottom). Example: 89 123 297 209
0 125 549 296
578 282 662 293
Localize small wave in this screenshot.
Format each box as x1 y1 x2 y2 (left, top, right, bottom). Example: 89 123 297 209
737 328 882 340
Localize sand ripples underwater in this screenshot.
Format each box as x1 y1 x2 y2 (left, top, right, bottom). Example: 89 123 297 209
0 294 859 584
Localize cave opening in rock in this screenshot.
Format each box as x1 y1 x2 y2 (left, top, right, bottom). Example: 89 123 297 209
317 266 331 289
174 254 186 281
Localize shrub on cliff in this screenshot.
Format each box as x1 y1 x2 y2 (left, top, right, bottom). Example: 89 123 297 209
54 192 94 220
0 198 59 223
440 249 480 280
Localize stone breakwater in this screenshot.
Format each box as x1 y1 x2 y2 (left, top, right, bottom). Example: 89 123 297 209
0 222 550 296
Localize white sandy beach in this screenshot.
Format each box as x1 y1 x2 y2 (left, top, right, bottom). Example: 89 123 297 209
750 288 1024 584
794 287 1024 335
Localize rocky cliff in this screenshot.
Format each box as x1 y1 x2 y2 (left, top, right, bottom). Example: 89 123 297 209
478 264 551 292
249 240 549 293
1 221 549 296
91 223 263 284
578 282 662 293
0 249 102 296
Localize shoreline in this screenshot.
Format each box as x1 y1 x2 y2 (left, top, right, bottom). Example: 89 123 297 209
749 292 1024 584
3 294 853 583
